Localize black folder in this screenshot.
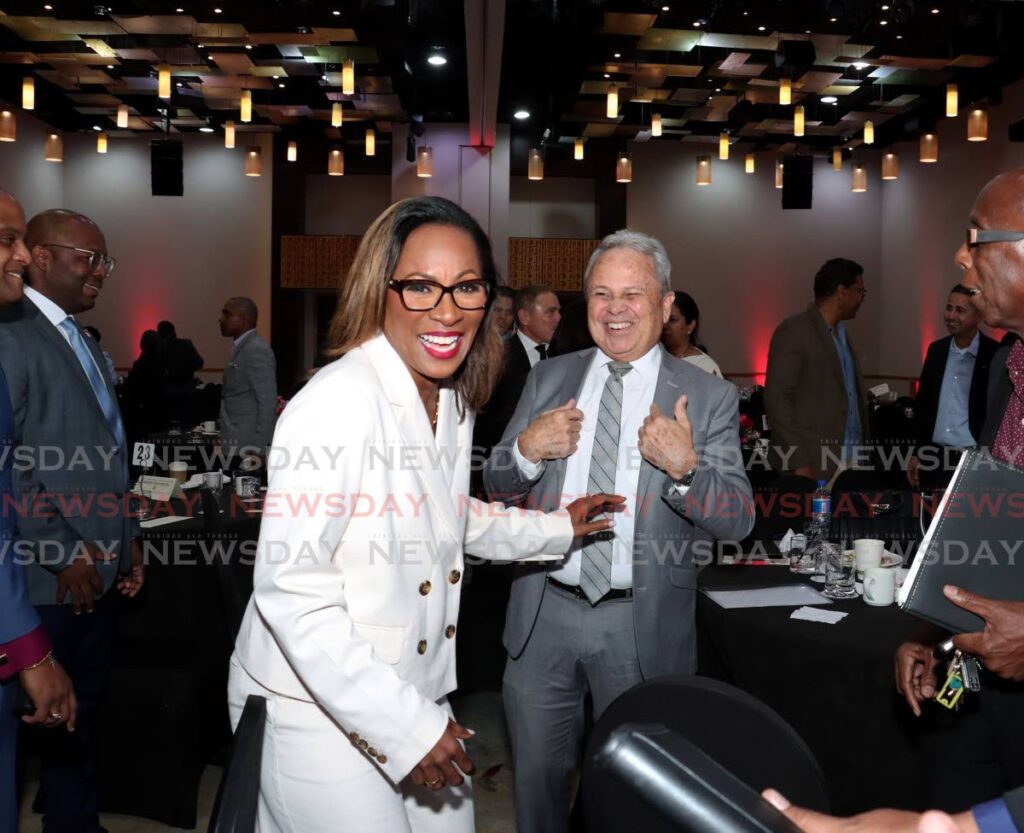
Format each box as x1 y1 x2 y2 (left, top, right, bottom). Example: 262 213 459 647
899 449 1024 633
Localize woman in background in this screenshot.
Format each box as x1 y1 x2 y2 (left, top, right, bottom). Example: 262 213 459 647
229 196 618 833
662 290 723 377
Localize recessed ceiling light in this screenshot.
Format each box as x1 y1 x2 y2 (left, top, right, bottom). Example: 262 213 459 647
693 20 701 26
742 11 748 15
881 3 890 7
821 96 838 103
805 29 811 33
931 7 940 12
199 126 214 133
332 10 341 15
513 109 530 120
896 34 903 38
176 82 182 87
603 73 610 79
613 52 621 58
43 3 53 8
278 83 285 88
880 19 888 24
853 61 869 69
427 54 447 66
715 87 722 92
92 125 101 131
830 16 838 21
214 7 222 13
757 25 766 30
176 7 184 12
661 5 670 11
106 64 114 69
197 43 204 48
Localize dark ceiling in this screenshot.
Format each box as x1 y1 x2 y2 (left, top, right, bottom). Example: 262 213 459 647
0 0 1021 177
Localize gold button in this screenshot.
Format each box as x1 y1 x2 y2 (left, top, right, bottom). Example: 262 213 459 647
448 570 461 584
417 639 428 654
367 747 378 757
419 580 432 596
445 625 456 639
377 754 388 765
350 732 361 742
358 739 368 750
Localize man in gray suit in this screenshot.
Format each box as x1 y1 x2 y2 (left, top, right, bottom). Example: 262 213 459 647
218 296 277 463
0 208 142 832
483 230 753 833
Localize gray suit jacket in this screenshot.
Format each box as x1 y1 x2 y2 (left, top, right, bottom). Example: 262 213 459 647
764 304 871 476
483 347 754 679
219 332 277 454
0 297 134 605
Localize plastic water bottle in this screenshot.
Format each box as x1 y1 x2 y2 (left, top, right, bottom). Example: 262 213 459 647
804 480 832 571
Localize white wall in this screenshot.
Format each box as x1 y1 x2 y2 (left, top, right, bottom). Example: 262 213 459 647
627 142 884 378
305 174 391 235
509 177 597 239
0 116 274 373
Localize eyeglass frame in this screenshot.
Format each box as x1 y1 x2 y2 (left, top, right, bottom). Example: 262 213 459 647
40 243 116 276
387 278 492 311
966 228 1024 248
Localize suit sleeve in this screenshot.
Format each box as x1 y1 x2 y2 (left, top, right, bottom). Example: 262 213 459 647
0 549 50 680
250 388 448 783
913 343 940 447
463 497 572 561
764 320 816 471
249 343 278 450
482 365 545 506
661 381 754 541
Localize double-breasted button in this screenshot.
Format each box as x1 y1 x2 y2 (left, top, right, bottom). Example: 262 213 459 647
417 639 428 654
358 739 368 750
448 570 461 584
445 625 456 639
350 731 361 742
419 580 432 596
377 754 388 765
367 747 378 757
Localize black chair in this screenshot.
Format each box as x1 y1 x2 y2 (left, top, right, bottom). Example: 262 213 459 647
580 676 830 832
745 474 816 547
208 694 267 833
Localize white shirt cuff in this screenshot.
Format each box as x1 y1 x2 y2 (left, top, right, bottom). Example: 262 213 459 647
513 436 546 479
669 481 691 498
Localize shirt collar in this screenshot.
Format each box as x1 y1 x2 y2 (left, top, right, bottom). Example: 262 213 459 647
950 331 980 358
233 328 256 348
517 329 543 353
593 342 662 383
23 285 71 329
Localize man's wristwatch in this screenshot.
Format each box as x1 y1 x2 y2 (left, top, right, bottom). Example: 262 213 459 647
674 465 698 488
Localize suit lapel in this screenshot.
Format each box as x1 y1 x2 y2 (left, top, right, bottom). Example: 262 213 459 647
636 349 682 502
363 334 460 541
807 305 846 395
550 350 594 495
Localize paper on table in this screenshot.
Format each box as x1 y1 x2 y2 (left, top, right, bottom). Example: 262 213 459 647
703 584 833 609
182 471 230 490
791 606 849 624
140 515 192 529
778 528 796 553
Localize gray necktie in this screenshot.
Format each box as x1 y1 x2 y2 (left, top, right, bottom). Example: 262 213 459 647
578 361 633 605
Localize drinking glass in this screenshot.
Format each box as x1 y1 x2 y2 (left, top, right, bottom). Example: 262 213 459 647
789 534 815 573
202 471 223 498
823 543 857 599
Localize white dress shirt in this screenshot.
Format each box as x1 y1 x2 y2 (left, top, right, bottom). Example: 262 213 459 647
514 344 666 589
23 285 109 381
517 330 546 368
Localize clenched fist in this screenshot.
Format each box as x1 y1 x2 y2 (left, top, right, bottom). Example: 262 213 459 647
637 394 698 481
517 399 584 463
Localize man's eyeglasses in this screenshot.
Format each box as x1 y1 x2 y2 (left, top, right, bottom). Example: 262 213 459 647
42 243 116 276
388 278 490 311
966 229 1024 248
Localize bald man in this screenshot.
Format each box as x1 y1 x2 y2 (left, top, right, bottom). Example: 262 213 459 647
218 296 277 462
0 208 141 832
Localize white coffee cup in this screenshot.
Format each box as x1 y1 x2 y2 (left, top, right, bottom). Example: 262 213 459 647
854 538 884 571
202 420 216 433
863 566 896 606
168 460 188 484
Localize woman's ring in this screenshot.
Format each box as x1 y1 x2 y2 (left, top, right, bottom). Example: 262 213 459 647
49 712 62 720
425 778 440 787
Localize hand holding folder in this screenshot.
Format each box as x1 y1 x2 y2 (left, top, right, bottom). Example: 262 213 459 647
946 585 1024 682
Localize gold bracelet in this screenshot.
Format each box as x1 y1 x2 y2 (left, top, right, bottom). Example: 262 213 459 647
22 651 55 672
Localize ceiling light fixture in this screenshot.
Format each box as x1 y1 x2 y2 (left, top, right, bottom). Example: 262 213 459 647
332 101 343 127
513 109 530 120
176 7 183 12
214 7 222 14
651 112 662 137
245 44 252 50
44 133 62 162
881 3 890 8
946 83 958 117
613 52 621 58
745 153 755 174
245 146 261 176
882 152 898 180
757 25 766 31
22 78 34 110
829 16 838 22
327 147 344 174
240 89 252 122
574 138 584 160
96 132 108 154
833 147 842 170
931 7 940 13
821 96 838 104
693 20 701 27
427 55 447 66
158 63 171 99
117 104 128 128
287 140 297 162
919 132 938 162
278 83 285 88
603 73 610 79
333 10 341 15
880 19 888 25
851 163 867 192
696 154 711 186
342 59 355 95
794 105 805 137
199 125 213 133
967 108 988 141
775 158 784 188
0 112 15 143
607 84 618 118
416 146 432 178
661 5 670 11
44 3 53 8
224 120 235 148
719 131 729 160
863 119 874 144
106 64 114 69
779 78 791 105
616 153 632 183
853 62 869 69
528 148 544 181
365 128 375 156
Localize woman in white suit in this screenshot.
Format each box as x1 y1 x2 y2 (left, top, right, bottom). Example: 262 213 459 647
228 197 618 833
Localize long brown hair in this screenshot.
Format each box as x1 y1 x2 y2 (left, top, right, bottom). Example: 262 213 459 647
324 196 504 413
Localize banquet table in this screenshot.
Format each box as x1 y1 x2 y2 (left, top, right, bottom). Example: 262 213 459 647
697 564 935 815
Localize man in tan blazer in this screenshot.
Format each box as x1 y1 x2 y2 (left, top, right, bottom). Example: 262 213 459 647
764 258 871 479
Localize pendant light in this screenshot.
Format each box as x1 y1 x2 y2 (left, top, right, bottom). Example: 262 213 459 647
342 59 355 96
328 147 345 176
779 78 791 106
696 154 711 186
881 152 898 180
574 138 584 160
117 104 128 129
832 147 842 171
22 77 34 110
0 112 16 143
416 146 432 178
863 120 874 144
44 132 62 162
606 85 618 119
332 102 342 128
774 158 784 189
96 132 108 154
919 133 938 163
528 148 544 181
158 63 171 99
245 145 261 176
851 163 867 192
946 84 958 118
224 120 235 149
615 153 632 183
719 132 729 160
287 141 297 162
794 106 805 138
365 128 375 156
744 153 755 174
240 89 252 123
967 109 988 142
651 113 662 137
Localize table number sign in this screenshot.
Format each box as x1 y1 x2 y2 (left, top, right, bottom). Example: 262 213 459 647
132 442 156 468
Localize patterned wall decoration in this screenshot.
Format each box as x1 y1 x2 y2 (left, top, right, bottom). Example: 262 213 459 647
508 238 600 291
280 235 362 289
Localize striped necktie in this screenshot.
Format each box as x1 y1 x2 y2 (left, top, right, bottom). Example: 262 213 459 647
59 317 125 448
578 361 632 604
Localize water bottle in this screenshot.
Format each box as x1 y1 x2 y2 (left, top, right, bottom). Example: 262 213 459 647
804 480 832 572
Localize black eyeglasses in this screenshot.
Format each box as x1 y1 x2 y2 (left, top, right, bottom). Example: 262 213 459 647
388 278 491 311
42 243 116 276
966 229 1024 248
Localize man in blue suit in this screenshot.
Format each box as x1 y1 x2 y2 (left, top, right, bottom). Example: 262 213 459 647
0 190 75 833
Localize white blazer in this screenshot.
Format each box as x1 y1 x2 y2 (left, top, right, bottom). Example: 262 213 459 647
232 333 572 783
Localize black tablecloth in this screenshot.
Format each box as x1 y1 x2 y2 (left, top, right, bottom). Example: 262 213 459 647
697 564 931 815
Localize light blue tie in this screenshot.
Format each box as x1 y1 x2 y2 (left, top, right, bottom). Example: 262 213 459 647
59 317 125 448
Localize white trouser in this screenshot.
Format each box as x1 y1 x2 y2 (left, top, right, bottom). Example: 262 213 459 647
227 656 475 833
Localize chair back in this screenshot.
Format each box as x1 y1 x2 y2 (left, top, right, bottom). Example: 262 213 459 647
207 694 266 833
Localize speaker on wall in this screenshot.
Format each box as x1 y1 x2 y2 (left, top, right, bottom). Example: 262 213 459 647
151 139 183 196
782 155 813 210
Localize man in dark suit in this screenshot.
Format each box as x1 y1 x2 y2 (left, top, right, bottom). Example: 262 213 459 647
764 259 871 479
0 192 75 833
156 319 204 426
484 231 753 833
0 208 143 833
907 284 999 490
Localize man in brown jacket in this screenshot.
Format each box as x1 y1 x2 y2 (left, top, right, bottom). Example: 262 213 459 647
764 258 871 479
